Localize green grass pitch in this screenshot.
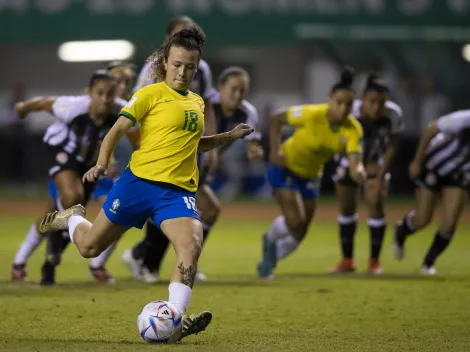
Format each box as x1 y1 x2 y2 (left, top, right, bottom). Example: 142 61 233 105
0 200 470 351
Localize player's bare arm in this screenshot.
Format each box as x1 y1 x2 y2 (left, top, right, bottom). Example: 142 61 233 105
15 96 55 119
83 115 133 183
197 123 253 153
348 152 366 183
203 101 220 174
409 121 439 179
378 134 399 179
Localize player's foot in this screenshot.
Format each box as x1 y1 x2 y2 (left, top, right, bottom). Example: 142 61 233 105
40 261 56 286
257 233 276 279
89 266 116 284
177 311 212 342
11 264 27 281
195 271 208 282
329 258 356 273
39 205 86 234
420 265 437 276
121 248 144 279
367 259 383 275
141 267 160 284
393 222 406 260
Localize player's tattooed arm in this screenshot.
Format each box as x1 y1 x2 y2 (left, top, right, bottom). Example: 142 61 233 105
177 262 197 288
198 123 253 153
15 97 55 119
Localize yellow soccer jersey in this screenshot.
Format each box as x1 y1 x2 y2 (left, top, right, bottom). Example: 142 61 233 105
282 104 363 179
120 82 205 192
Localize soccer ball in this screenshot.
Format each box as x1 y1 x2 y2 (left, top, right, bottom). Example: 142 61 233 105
137 300 182 343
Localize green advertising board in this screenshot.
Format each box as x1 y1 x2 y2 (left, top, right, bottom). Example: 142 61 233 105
1 0 470 44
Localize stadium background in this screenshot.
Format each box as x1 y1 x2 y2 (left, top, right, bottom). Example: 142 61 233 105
2 0 470 198
1 2 470 351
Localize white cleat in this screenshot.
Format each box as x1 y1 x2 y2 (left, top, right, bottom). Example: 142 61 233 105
420 266 437 276
195 271 208 282
141 267 160 284
121 248 144 279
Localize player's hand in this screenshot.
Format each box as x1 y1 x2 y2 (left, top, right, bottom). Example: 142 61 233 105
269 149 285 167
350 163 367 184
206 149 219 175
408 160 422 180
15 102 27 120
229 123 254 140
83 164 108 183
247 143 264 160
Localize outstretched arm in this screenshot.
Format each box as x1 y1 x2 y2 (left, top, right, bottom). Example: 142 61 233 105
198 123 253 153
15 97 55 119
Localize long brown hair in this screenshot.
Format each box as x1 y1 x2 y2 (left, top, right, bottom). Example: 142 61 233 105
147 24 206 82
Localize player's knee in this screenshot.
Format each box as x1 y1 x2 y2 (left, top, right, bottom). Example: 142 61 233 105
284 213 306 236
78 246 102 259
60 190 84 209
338 197 356 217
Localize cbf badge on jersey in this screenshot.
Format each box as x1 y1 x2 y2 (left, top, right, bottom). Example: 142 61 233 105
109 198 120 214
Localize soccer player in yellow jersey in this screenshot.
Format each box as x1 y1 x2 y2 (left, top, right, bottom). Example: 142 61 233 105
258 67 366 279
39 25 253 342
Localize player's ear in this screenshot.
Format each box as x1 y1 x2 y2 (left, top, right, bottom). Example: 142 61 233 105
85 87 91 95
163 58 168 73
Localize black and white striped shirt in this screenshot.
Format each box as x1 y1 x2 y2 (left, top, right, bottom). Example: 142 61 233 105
209 92 261 154
352 99 404 164
424 110 470 178
43 95 126 168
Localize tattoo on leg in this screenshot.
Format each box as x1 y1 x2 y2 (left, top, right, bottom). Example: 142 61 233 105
177 262 197 288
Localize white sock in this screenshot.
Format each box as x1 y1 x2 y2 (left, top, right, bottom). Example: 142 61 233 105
90 240 117 268
276 235 299 260
266 216 290 242
68 215 90 244
13 224 43 265
168 282 192 315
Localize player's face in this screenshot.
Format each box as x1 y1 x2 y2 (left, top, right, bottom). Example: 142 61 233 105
88 79 117 117
361 90 386 119
219 75 249 112
112 69 135 100
328 89 355 124
164 46 199 91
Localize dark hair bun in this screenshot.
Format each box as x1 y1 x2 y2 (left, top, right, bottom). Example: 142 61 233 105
172 25 206 47
340 65 356 86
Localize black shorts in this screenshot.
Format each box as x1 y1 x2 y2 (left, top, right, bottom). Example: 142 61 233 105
46 148 95 207
414 170 469 192
46 148 89 178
